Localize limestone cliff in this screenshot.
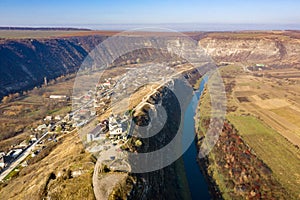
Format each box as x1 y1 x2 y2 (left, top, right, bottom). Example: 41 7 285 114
200 32 300 68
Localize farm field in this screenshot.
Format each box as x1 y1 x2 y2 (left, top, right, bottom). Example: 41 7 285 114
220 64 300 198
232 67 300 146
227 114 300 197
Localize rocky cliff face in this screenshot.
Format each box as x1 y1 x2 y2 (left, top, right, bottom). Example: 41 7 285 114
200 34 300 68
126 79 191 199
1 31 300 99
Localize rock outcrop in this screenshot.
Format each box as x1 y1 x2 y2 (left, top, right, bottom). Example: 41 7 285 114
200 32 300 67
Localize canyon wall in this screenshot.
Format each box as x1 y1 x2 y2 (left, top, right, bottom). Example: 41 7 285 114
200 33 300 67
1 32 300 99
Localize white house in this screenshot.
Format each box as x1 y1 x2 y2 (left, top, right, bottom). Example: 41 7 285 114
8 149 23 158
30 135 37 142
0 156 5 168
103 81 111 87
86 124 105 142
54 115 61 121
37 124 47 131
49 95 67 99
110 127 123 136
108 115 125 137
44 116 52 121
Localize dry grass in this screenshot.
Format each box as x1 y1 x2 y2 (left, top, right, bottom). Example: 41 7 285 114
0 76 75 151
229 66 300 146
227 114 300 198
0 131 95 200
220 64 300 198
205 31 294 40
0 30 97 39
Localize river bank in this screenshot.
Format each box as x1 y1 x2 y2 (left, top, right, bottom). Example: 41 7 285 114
194 77 224 200
194 83 291 199
182 76 211 200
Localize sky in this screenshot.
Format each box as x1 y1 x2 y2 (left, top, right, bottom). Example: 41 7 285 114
0 0 300 30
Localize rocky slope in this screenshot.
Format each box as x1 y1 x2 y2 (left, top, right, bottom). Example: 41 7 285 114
200 31 300 68
108 69 202 200
1 31 300 100
0 36 106 99
0 35 182 100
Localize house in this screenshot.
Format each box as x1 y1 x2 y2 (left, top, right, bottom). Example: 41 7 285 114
256 64 265 67
91 110 96 116
37 124 47 131
30 136 37 143
110 127 123 136
21 161 28 167
0 156 6 168
54 115 61 121
86 124 106 142
49 95 67 99
18 140 28 148
103 81 111 87
108 115 126 137
44 116 52 121
64 114 71 121
73 114 81 121
76 120 88 128
82 95 91 103
8 149 23 158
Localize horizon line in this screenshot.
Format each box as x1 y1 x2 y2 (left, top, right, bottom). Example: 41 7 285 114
0 23 300 32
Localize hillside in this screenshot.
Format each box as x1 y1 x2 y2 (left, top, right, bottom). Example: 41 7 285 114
1 30 300 101
0 30 300 199
0 35 107 99
200 31 300 68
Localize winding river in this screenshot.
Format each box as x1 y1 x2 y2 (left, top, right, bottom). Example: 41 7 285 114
182 77 211 200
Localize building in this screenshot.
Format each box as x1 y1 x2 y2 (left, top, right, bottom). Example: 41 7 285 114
91 110 96 116
110 127 123 137
0 156 6 168
103 82 111 87
7 149 23 158
86 124 106 142
30 135 37 142
49 95 67 100
37 124 47 131
44 116 52 121
108 115 126 137
256 64 265 67
18 140 28 148
54 115 61 121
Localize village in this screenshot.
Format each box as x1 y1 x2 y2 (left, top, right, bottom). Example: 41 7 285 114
0 109 76 179
0 75 132 178
80 63 188 171
0 61 190 179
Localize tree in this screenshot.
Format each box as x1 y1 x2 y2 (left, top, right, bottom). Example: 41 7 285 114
42 93 48 98
1 95 11 104
135 139 142 147
55 125 62 133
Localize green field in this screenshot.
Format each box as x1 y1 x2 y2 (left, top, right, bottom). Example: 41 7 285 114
227 114 300 198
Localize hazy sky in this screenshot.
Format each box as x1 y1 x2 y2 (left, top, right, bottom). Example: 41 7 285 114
0 0 299 28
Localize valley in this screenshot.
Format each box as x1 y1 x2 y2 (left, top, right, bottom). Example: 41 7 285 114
0 29 300 199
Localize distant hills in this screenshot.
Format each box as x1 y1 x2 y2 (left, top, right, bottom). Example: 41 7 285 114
0 27 91 31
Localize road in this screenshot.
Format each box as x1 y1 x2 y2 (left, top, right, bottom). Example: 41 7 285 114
0 99 94 181
0 130 50 181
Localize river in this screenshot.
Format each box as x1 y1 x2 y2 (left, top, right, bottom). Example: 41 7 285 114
182 77 211 200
